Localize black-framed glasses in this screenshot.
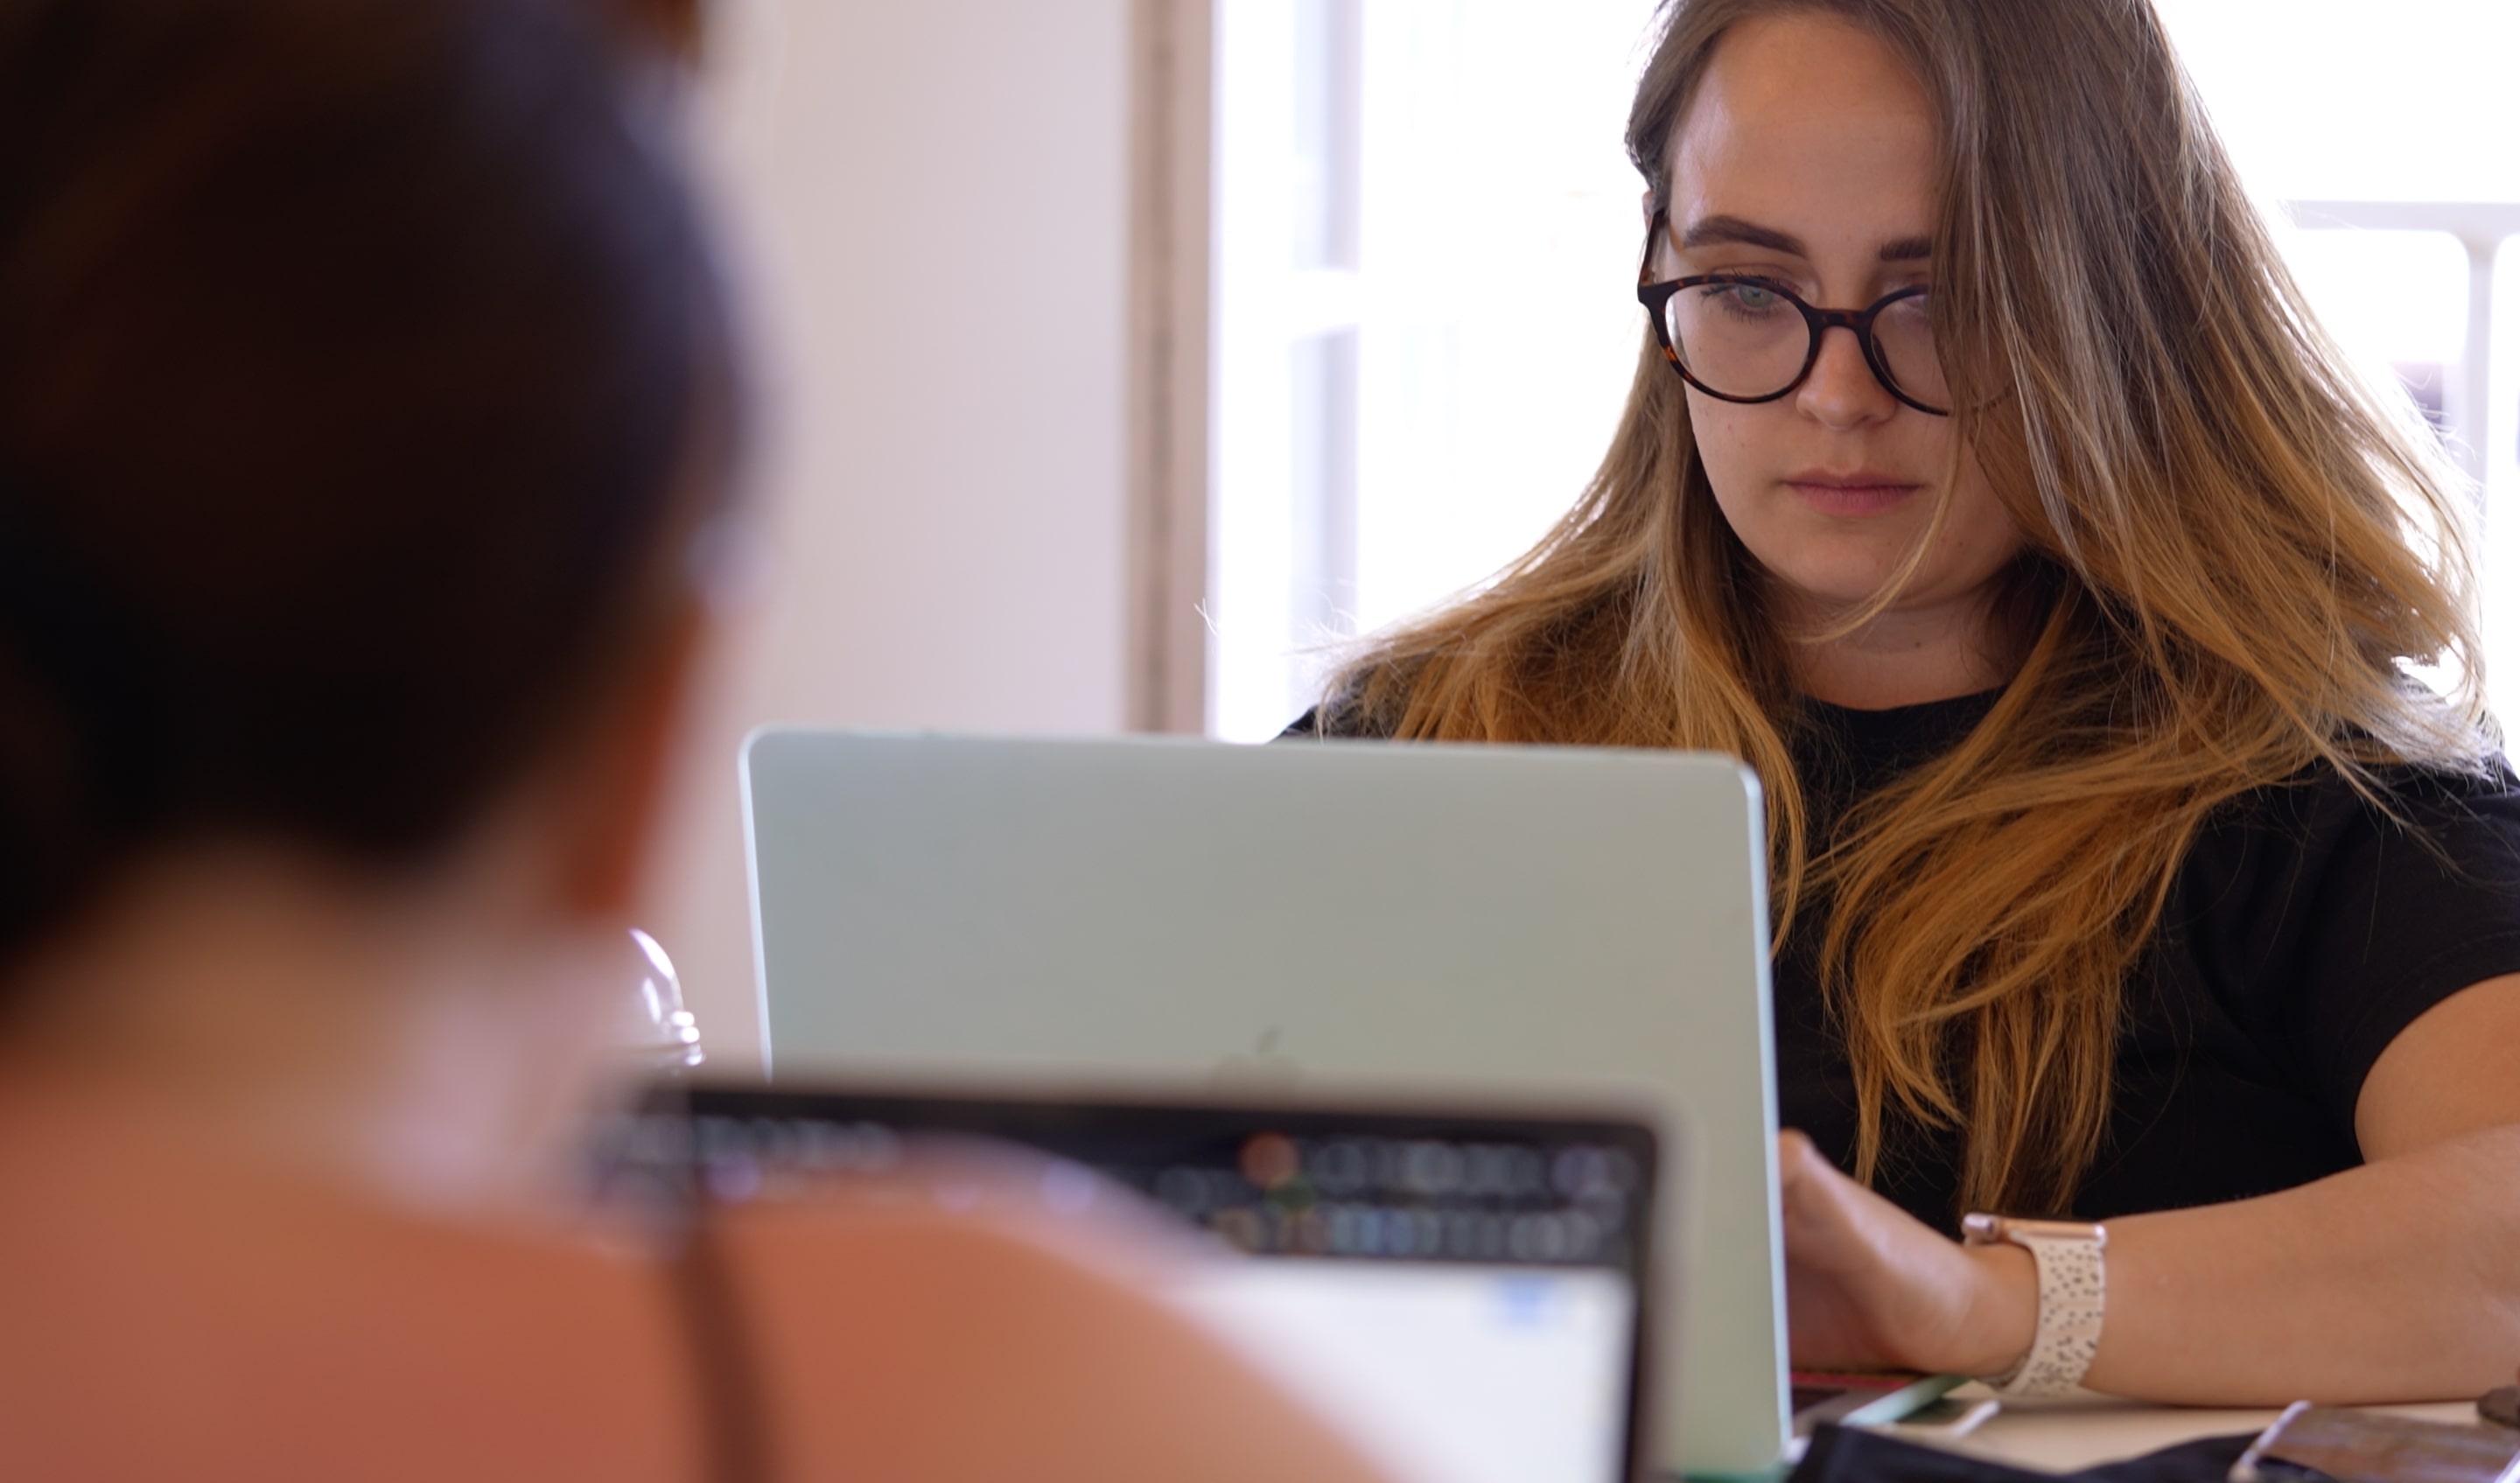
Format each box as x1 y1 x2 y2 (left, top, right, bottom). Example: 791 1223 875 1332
1635 208 1950 416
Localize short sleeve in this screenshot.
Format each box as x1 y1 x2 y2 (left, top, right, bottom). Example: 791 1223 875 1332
2175 759 2520 1135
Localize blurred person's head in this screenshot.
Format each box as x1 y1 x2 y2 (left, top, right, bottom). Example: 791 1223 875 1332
0 0 733 1158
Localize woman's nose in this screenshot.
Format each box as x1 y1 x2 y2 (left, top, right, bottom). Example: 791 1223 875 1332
1795 323 1897 429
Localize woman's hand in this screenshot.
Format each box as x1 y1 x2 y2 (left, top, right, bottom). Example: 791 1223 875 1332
1775 1130 2037 1377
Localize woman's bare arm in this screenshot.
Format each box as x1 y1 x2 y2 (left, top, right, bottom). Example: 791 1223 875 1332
1781 974 2520 1402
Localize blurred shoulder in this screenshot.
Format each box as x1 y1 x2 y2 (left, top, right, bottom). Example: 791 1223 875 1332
719 1193 1394 1483
0 1083 696 1482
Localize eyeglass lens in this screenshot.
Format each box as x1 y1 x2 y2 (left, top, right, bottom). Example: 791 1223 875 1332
1661 281 1946 410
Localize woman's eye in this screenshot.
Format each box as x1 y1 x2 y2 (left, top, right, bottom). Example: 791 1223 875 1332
1700 282 1788 318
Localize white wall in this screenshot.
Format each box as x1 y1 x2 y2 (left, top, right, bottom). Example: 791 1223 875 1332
646 0 1138 1069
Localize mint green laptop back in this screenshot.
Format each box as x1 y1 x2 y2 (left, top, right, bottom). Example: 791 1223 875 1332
743 729 1788 1479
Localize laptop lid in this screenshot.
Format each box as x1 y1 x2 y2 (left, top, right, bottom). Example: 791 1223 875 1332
741 729 1789 1478
608 1087 1661 1483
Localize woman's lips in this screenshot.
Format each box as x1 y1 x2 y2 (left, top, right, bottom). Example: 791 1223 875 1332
1783 472 1922 516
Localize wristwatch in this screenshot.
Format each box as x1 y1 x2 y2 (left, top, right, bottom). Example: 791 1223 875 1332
1960 1213 2108 1396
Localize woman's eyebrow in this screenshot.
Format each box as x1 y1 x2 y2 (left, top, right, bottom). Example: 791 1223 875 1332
1678 213 1935 263
1680 214 1804 255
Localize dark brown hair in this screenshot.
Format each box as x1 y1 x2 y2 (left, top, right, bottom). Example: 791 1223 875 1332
0 0 730 972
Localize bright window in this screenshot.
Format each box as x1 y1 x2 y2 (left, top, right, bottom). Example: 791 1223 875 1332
1211 0 1661 739
1208 2 2520 738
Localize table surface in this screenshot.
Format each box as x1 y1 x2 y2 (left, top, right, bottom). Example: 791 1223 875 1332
1926 1391 2479 1473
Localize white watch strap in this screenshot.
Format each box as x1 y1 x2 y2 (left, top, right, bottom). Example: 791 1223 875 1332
1964 1215 2107 1397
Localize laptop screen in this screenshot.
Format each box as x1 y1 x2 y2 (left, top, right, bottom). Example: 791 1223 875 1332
597 1089 1657 1483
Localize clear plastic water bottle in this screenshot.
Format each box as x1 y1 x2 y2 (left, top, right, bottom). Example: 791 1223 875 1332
627 927 705 1074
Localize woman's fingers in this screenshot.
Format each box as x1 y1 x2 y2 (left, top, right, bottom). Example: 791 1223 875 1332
1777 1130 1905 1367
1775 1128 2033 1375
1776 1130 1881 1277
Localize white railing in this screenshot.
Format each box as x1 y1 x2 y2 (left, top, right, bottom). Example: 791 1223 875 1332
2285 202 2520 718
2286 201 2520 487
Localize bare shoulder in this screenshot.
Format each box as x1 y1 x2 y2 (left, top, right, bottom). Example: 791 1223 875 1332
719 1196 1396 1483
0 1091 697 1482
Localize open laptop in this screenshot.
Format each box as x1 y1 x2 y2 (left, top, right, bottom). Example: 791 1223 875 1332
593 1087 1661 1483
741 729 1789 1479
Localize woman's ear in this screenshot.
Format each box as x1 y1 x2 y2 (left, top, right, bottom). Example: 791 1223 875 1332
544 596 713 924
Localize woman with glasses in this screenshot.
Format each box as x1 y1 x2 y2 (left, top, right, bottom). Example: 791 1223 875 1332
0 1 1396 1477
1296 0 2520 1401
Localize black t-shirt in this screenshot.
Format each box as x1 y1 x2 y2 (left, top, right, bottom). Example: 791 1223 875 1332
1283 695 2520 1232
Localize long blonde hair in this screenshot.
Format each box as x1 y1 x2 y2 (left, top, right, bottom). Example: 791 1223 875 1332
1322 0 2494 1216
